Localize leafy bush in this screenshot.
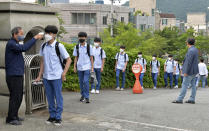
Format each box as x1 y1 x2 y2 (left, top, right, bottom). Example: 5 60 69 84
61 42 167 91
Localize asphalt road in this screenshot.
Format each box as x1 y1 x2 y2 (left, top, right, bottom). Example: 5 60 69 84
1 88 209 131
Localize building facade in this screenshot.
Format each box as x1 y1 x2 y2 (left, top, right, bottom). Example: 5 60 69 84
49 3 130 43
130 0 156 16
186 13 207 33
156 13 176 30
134 15 155 31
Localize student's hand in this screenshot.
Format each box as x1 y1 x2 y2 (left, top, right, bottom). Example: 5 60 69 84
114 68 116 72
35 76 41 82
101 68 104 72
74 67 77 73
62 73 66 81
158 72 160 76
122 68 126 72
184 73 188 77
34 33 44 40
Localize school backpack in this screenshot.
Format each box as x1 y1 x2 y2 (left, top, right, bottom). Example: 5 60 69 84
136 58 145 65
116 53 127 62
150 60 160 67
42 42 66 69
76 43 90 58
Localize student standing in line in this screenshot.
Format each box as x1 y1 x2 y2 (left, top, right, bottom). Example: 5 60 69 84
73 32 94 103
135 52 147 89
115 46 129 91
164 55 176 89
150 55 160 90
90 37 106 94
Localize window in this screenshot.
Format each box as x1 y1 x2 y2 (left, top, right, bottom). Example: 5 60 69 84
121 17 125 23
162 19 168 25
71 13 96 25
103 16 107 25
152 9 155 16
140 24 146 32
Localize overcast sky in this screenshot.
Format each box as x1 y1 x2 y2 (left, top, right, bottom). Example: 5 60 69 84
21 0 128 5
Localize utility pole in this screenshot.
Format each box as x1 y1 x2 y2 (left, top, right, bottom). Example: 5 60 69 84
110 0 121 37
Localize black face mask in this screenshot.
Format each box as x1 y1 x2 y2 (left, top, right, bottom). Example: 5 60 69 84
79 39 85 43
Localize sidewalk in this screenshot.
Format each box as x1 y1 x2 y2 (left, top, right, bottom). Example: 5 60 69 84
0 88 209 131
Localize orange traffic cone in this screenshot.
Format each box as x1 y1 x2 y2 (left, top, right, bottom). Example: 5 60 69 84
132 64 143 94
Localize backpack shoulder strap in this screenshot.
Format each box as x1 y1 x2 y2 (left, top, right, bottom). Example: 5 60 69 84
143 58 145 65
76 44 79 58
100 48 103 59
55 42 65 69
87 44 90 58
117 53 119 61
42 43 46 51
124 53 126 62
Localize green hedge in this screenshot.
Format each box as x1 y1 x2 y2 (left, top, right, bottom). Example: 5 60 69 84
61 42 168 91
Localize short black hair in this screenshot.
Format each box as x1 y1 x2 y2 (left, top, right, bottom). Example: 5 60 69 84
120 45 125 49
187 38 195 45
175 58 179 61
168 54 173 57
45 25 58 34
138 52 142 55
200 58 204 62
78 32 87 37
11 27 22 36
152 54 157 57
94 37 101 42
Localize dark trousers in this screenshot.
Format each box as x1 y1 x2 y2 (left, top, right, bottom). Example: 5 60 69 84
6 75 24 122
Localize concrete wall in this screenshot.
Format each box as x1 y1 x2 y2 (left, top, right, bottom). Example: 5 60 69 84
187 13 206 26
134 15 155 30
130 0 156 16
160 18 177 30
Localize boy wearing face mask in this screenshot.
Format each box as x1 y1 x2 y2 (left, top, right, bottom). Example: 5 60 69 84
115 46 129 91
73 32 94 103
36 25 71 126
90 37 106 94
150 55 160 90
135 52 147 89
174 59 181 89
164 55 176 89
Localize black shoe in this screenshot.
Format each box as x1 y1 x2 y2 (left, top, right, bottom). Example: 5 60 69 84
6 120 22 125
45 117 56 125
17 117 24 121
85 98 90 103
80 96 85 102
185 100 195 104
172 100 183 104
54 119 62 126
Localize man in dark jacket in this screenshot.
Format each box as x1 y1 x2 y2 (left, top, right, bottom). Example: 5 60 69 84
5 27 43 125
172 38 199 104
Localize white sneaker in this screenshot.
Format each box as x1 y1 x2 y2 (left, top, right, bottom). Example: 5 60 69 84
153 87 157 90
95 90 100 94
174 86 178 89
142 86 144 89
120 88 124 91
116 87 120 91
91 89 95 94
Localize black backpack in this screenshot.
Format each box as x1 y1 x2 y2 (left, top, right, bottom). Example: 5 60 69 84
76 44 90 58
150 60 160 67
116 53 127 62
42 42 66 69
165 60 174 67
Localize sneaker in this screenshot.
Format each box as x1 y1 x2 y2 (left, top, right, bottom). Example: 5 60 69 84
45 117 56 125
91 89 96 94
116 87 120 91
120 88 124 91
142 86 144 89
85 98 90 103
17 117 24 121
95 90 100 94
153 87 157 90
6 120 22 126
174 86 178 89
80 96 85 102
54 119 62 126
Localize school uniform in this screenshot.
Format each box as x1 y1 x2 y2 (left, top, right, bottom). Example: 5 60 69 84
135 58 147 87
73 43 93 99
173 61 180 87
196 62 208 88
40 40 70 120
150 60 160 88
91 47 106 91
115 52 129 89
164 59 175 88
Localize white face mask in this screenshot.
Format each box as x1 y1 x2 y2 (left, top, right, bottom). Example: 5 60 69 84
152 57 156 60
45 34 53 42
120 49 124 53
168 58 172 61
94 42 99 47
138 55 142 58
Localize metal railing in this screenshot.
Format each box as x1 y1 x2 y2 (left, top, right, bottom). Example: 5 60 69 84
24 55 47 114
